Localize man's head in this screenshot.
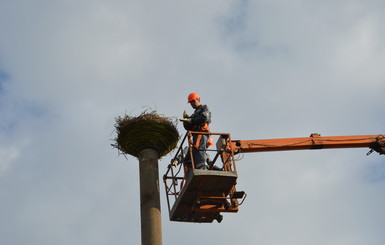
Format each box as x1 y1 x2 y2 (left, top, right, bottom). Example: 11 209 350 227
187 92 201 109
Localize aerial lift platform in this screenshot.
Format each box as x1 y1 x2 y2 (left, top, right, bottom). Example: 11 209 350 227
163 131 385 223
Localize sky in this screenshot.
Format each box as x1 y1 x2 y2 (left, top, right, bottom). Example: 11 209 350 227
0 0 385 244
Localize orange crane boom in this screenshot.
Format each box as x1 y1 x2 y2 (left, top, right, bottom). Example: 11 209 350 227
228 133 385 155
164 132 385 223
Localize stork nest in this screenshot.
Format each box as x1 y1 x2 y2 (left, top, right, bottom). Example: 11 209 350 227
112 111 180 158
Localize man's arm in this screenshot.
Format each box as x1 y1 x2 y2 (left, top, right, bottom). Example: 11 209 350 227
191 105 211 125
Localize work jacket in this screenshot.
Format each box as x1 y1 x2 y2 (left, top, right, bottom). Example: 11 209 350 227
183 104 211 132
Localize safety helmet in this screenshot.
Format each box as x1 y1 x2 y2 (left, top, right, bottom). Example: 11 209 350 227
187 93 200 103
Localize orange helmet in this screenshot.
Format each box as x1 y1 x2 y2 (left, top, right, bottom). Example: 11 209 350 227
187 93 200 103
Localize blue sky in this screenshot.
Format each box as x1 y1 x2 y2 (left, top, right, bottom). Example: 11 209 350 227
1 0 385 244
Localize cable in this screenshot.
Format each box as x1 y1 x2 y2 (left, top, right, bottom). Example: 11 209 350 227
241 139 313 148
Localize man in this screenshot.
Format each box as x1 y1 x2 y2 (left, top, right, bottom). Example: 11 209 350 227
174 92 212 169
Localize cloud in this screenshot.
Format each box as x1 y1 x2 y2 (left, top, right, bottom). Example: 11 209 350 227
0 146 19 175
0 0 384 244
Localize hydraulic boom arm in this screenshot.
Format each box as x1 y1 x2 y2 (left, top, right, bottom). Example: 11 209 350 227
164 132 384 223
228 134 385 155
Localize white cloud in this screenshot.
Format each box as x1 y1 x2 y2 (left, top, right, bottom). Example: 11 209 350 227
0 0 385 244
0 146 19 175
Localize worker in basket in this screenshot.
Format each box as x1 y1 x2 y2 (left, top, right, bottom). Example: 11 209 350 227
171 92 213 170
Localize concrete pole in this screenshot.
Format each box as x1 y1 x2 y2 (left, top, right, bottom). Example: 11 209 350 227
139 148 162 245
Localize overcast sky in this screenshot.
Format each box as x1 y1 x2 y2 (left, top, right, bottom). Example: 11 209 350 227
1 0 385 244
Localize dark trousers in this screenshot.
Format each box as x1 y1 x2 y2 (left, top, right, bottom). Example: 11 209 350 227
186 133 208 169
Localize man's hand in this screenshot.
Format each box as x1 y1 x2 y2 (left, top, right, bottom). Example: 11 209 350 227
170 159 179 167
179 118 191 123
183 110 189 118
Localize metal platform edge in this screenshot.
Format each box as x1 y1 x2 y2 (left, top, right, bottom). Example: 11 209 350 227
169 169 238 222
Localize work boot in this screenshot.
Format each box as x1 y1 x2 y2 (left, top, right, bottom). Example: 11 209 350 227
195 162 208 170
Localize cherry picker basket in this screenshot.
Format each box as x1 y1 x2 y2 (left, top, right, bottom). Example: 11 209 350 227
163 131 246 223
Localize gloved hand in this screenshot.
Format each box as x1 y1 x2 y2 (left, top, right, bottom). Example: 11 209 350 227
179 118 191 123
170 159 179 167
183 110 189 118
